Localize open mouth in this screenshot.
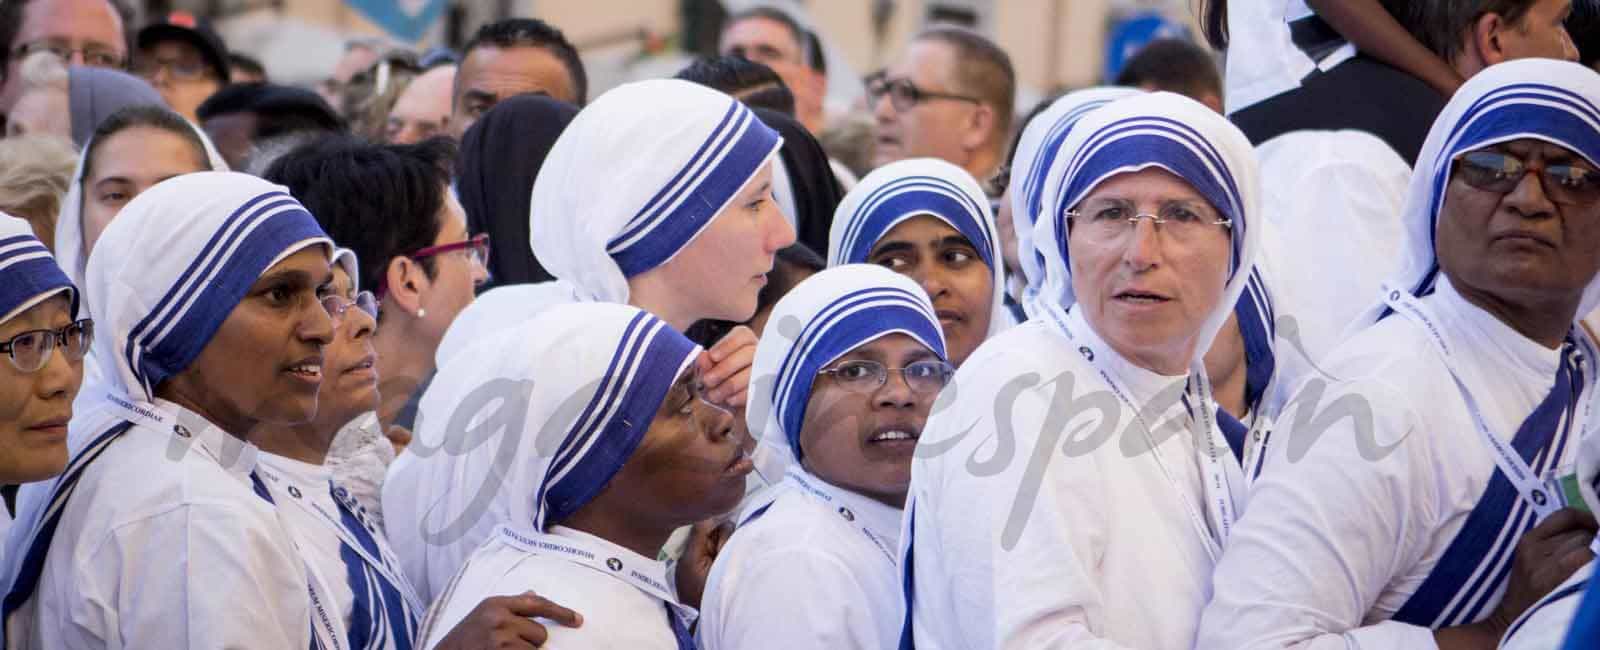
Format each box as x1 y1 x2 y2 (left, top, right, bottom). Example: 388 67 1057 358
1114 290 1171 304
867 428 920 445
285 359 323 381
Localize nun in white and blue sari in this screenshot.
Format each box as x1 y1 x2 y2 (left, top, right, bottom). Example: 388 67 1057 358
1200 58 1600 648
384 79 785 602
901 91 1263 649
1 172 336 648
698 265 948 649
418 302 745 649
827 157 1009 368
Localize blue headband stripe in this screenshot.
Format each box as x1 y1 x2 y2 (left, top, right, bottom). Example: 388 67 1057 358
543 313 696 529
608 101 781 278
1235 268 1276 412
0 235 75 322
1019 99 1116 229
771 286 938 410
124 192 327 395
841 177 995 270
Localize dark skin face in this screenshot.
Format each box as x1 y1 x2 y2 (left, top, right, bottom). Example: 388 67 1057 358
867 215 993 367
1436 138 1600 348
157 247 335 436
560 365 751 557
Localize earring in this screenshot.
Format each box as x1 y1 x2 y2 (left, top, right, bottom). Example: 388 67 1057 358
417 308 427 318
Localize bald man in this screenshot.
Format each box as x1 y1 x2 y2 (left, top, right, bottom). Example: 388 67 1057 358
386 64 455 144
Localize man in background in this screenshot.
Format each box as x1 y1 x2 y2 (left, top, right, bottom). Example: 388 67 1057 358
449 18 586 139
0 0 125 127
719 5 826 133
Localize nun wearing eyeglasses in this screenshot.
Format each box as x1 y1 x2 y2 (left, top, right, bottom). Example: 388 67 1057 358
244 248 425 649
416 302 751 649
697 265 950 650
386 78 794 603
0 214 89 538
0 172 342 648
827 157 1007 369
901 91 1260 649
1198 59 1600 650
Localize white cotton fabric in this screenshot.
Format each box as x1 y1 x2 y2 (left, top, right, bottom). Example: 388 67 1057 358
433 282 578 367
527 78 782 305
905 91 1262 649
384 302 700 604
827 158 1008 343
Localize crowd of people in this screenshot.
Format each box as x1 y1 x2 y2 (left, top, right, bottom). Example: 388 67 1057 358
2 0 1600 647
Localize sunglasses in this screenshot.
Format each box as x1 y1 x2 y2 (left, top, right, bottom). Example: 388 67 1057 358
1454 149 1600 206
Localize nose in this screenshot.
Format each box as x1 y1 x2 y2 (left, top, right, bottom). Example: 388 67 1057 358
872 90 897 123
1503 166 1558 219
766 205 796 253
301 298 336 346
470 255 490 287
1122 217 1163 270
35 340 81 401
874 367 918 410
911 263 950 300
346 304 377 342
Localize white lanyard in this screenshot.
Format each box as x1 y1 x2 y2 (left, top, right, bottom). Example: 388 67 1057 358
1038 304 1240 560
103 395 347 649
785 468 898 565
495 525 696 628
1381 285 1591 520
254 464 427 615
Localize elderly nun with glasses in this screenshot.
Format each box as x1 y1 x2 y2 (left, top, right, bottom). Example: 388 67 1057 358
900 91 1263 649
1200 58 1600 650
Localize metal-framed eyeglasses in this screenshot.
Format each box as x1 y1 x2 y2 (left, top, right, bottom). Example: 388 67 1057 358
816 359 954 395
1064 201 1233 243
1 319 94 373
320 292 378 326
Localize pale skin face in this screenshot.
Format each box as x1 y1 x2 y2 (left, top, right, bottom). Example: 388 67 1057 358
866 215 993 368
450 46 576 139
1456 0 1579 77
1067 167 1233 375
412 190 489 348
1 0 125 114
136 40 222 123
798 334 939 509
628 162 797 331
872 39 995 176
719 15 825 131
386 65 456 144
0 295 77 484
81 126 210 257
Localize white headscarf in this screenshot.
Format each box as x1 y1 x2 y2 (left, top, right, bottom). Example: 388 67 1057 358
1035 91 1262 368
434 283 577 367
83 171 330 403
1008 87 1143 315
746 264 946 471
827 158 1008 341
529 79 783 305
1356 59 1600 327
0 213 77 325
417 302 701 532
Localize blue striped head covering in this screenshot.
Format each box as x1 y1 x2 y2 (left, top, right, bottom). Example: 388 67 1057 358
1365 58 1600 325
427 302 701 531
1008 87 1143 315
827 157 1008 341
530 79 784 304
1035 91 1262 369
0 213 76 325
83 172 331 401
747 265 946 467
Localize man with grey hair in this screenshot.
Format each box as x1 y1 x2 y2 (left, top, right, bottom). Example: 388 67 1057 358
0 0 125 128
869 24 1014 191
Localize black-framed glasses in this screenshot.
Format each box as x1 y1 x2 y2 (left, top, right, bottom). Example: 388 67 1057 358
1065 201 1233 243
1454 149 1600 206
1 319 93 373
817 359 954 395
865 72 979 113
13 41 125 68
320 292 378 325
131 56 214 81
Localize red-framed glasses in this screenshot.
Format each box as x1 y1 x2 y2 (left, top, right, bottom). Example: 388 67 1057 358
377 233 491 299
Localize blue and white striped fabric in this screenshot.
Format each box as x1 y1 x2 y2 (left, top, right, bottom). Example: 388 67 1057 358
530 79 783 305
1007 87 1142 317
82 172 331 403
0 213 76 325
827 158 1008 342
1359 58 1600 326
746 264 946 469
1034 90 1263 377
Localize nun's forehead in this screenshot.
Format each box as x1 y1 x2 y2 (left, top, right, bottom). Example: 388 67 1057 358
1453 135 1597 166
1075 164 1219 209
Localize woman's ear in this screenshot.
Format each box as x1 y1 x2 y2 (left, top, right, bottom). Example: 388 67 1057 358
384 256 429 317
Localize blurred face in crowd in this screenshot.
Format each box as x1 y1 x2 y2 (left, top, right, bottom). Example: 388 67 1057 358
1437 138 1600 336
158 247 334 434
134 39 223 123
200 111 257 170
81 125 209 257
799 334 942 508
868 215 993 368
315 265 378 431
0 295 78 484
450 45 575 139
412 189 488 346
1068 168 1233 375
318 43 380 111
872 39 988 173
1 0 125 115
720 15 824 131
386 65 455 144
632 162 796 328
